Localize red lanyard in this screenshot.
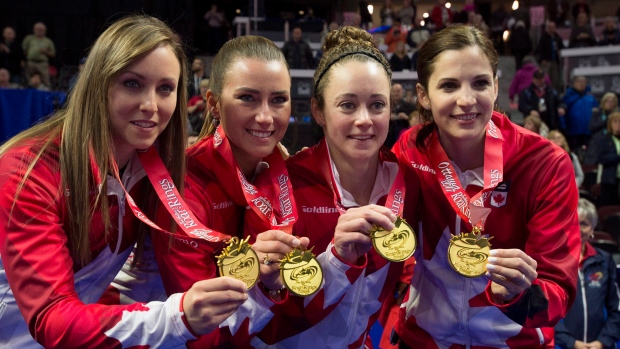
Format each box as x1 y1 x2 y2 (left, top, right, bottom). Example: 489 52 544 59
212 126 297 233
316 139 406 217
428 119 504 231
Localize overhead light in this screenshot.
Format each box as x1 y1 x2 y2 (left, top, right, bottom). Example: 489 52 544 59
368 5 374 15
299 10 304 15
236 9 241 14
503 30 510 41
446 2 451 9
423 12 429 18
512 1 519 10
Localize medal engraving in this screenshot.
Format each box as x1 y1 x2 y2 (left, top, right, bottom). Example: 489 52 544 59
279 247 323 297
447 227 493 277
216 236 259 289
370 217 416 262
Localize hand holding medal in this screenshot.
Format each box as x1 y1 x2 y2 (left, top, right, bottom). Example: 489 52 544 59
216 236 260 289
485 248 538 303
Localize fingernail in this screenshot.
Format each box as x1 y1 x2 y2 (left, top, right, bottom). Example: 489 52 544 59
486 264 495 270
485 272 491 278
490 250 498 256
488 257 497 263
291 238 300 247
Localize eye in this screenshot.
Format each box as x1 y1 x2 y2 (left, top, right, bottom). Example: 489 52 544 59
239 94 254 102
370 101 387 110
272 95 289 104
474 79 491 89
340 102 355 110
440 82 458 90
158 84 175 93
124 80 140 89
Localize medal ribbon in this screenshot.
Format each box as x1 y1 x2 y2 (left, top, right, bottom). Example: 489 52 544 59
90 147 229 253
316 139 406 217
428 118 504 230
213 126 297 233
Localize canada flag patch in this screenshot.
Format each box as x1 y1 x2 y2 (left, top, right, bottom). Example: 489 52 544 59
490 180 511 208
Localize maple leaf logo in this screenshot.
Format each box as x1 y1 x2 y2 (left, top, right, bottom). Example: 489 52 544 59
493 193 505 203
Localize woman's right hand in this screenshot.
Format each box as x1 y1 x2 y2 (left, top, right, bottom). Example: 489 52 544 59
182 277 248 335
333 204 397 264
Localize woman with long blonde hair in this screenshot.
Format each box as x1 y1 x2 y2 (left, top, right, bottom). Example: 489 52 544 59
0 15 247 348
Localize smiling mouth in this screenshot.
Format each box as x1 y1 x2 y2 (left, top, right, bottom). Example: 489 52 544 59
248 130 274 138
452 113 477 121
349 135 373 141
131 121 157 128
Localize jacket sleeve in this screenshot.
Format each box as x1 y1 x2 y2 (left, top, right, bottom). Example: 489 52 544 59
485 151 580 328
0 152 194 349
597 253 620 347
255 244 366 344
518 89 535 115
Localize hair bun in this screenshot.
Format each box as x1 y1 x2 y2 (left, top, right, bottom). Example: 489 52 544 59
323 26 376 55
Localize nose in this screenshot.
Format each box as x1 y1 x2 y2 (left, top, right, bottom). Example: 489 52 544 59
140 90 158 113
354 106 372 127
255 101 273 125
456 87 475 109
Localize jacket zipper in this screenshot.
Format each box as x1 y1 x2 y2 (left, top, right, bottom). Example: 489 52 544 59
579 269 588 342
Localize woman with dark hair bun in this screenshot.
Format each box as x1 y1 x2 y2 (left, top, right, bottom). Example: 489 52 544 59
392 25 581 348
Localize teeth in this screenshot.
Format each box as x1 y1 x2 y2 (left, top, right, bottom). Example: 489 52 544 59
351 135 372 140
132 121 156 128
453 114 477 121
248 130 273 138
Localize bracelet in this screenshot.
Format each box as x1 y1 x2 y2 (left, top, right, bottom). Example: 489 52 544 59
260 282 286 296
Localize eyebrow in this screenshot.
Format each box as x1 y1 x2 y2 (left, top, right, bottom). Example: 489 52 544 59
335 93 387 99
235 87 289 95
437 74 493 82
122 70 177 83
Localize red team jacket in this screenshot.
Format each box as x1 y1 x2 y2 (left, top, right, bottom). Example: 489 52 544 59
0 140 194 348
392 111 581 348
246 139 406 348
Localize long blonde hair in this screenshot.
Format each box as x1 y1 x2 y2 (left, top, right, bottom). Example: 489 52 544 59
198 35 288 138
0 15 189 266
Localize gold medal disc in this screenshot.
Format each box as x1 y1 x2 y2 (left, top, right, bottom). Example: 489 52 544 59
447 228 493 278
216 236 259 289
370 217 417 262
279 247 323 297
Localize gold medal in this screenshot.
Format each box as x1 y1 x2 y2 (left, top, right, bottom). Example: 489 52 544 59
216 236 259 289
279 246 323 297
447 227 493 278
370 217 416 262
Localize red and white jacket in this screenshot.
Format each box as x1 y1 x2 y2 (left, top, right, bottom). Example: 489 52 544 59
392 112 581 348
245 139 406 348
0 139 195 348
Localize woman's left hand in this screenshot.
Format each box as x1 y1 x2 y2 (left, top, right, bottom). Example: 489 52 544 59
485 248 538 303
252 230 310 291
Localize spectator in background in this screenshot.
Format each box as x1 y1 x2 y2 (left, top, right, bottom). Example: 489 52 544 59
549 130 584 188
537 20 565 94
406 15 431 49
282 26 314 69
508 55 550 108
380 0 395 27
489 3 509 54
591 112 620 206
452 0 475 24
554 198 620 349
518 68 564 131
430 0 453 31
384 18 407 53
0 68 18 89
571 0 591 21
187 78 209 133
359 1 373 29
203 4 226 55
472 13 490 37
509 20 532 70
598 16 620 46
584 92 620 166
548 0 570 27
389 41 411 72
563 75 598 152
27 72 49 91
22 22 55 88
569 11 596 48
397 0 416 27
523 114 549 137
384 82 414 148
0 26 23 84
188 57 207 98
